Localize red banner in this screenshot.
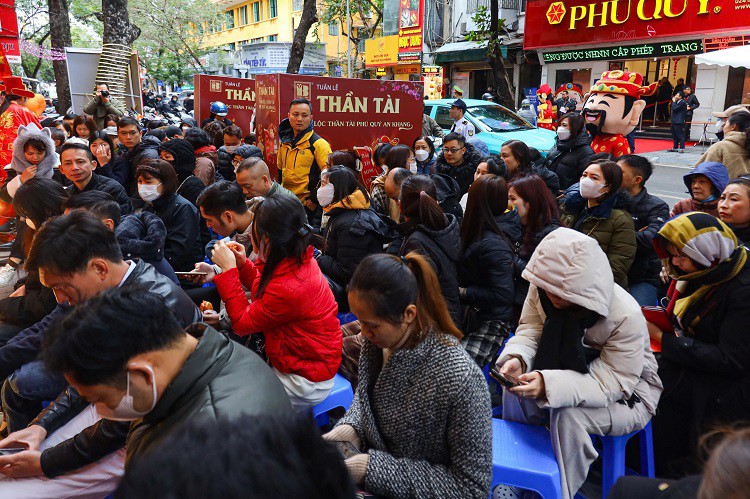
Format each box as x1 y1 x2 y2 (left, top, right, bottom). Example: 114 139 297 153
0 3 20 64
193 74 255 133
398 0 424 62
255 74 424 184
525 0 750 50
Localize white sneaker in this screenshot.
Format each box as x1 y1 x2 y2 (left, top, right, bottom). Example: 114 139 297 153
0 263 18 286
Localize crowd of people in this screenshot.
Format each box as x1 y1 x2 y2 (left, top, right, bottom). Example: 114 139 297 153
0 77 746 498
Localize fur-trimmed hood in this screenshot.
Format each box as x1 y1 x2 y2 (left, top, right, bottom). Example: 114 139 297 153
10 124 57 178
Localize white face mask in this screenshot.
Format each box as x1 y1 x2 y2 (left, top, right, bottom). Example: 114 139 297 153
96 365 158 421
557 127 571 140
316 182 335 207
408 161 418 174
24 217 36 231
415 149 430 162
715 119 724 133
225 145 238 153
579 176 608 199
138 183 162 202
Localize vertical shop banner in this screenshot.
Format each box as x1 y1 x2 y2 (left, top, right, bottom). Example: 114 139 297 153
398 0 424 63
0 2 20 64
255 74 424 186
525 0 750 50
194 75 256 132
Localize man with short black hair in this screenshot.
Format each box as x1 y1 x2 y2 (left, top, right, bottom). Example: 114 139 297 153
434 132 481 196
197 181 254 244
236 157 298 201
59 143 133 215
37 288 291 471
277 98 332 226
117 116 160 192
83 82 123 131
0 211 201 496
448 99 475 140
617 154 669 306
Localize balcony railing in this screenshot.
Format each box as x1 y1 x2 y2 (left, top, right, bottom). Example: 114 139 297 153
467 0 519 13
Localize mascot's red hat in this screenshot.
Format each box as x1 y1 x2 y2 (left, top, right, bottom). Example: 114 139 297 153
590 71 657 99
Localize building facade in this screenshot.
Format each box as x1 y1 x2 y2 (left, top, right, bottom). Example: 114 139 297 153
525 0 750 139
203 0 364 76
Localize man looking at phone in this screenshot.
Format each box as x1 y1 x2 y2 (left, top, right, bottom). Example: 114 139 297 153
0 211 201 497
83 82 123 131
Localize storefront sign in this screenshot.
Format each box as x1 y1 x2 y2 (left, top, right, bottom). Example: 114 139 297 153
542 39 704 62
0 3 21 64
365 35 399 67
526 0 748 50
194 75 255 132
704 35 750 52
255 74 423 181
398 0 424 62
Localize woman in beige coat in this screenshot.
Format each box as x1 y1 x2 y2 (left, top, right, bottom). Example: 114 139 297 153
697 112 750 178
495 227 663 499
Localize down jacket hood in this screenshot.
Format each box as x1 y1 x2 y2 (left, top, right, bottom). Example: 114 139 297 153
159 138 196 179
414 213 461 263
234 144 263 159
521 227 613 317
11 125 57 177
115 212 168 262
683 161 729 196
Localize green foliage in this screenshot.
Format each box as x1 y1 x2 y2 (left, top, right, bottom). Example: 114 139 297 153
129 0 220 85
466 5 507 53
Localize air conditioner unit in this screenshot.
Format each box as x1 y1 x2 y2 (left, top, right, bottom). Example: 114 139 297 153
460 22 468 35
508 20 519 31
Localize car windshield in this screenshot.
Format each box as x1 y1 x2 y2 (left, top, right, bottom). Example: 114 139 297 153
467 105 531 132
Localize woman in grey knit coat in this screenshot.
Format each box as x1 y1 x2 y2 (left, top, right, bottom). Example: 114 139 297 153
324 252 492 498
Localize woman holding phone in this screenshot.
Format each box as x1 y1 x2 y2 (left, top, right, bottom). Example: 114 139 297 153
495 227 661 499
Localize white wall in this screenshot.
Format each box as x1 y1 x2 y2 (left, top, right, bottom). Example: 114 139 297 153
540 60 608 89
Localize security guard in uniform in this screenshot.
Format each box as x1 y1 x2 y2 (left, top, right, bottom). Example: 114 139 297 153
449 99 475 141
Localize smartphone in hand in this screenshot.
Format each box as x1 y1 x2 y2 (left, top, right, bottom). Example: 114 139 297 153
334 441 360 459
0 448 26 455
490 367 523 388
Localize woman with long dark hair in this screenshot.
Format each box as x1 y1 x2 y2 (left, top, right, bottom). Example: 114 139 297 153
413 136 436 174
458 174 520 366
0 178 67 337
509 174 561 305
71 114 97 142
316 166 393 308
212 195 341 411
501 139 559 193
545 112 594 190
324 252 492 498
398 174 461 325
89 130 128 185
560 160 636 288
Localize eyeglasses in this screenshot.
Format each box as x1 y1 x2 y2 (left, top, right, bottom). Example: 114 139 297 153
444 147 464 154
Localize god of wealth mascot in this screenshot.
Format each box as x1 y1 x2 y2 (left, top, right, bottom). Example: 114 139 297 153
583 70 656 158
536 84 557 130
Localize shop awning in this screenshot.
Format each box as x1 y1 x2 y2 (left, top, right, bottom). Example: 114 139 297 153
434 38 520 64
695 45 750 68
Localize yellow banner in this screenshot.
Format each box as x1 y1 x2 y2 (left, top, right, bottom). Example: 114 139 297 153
365 35 399 67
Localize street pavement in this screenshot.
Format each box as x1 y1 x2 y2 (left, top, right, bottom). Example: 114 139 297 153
638 144 708 210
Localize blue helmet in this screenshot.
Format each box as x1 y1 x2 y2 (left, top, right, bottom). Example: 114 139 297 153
210 101 228 116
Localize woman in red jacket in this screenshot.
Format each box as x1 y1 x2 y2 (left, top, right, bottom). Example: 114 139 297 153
211 195 342 411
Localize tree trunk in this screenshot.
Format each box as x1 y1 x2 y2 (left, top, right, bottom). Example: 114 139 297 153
101 0 141 46
489 0 514 108
48 0 72 114
286 0 318 74
97 0 141 111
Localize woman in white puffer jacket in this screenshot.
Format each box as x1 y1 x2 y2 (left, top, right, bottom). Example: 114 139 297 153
495 227 663 499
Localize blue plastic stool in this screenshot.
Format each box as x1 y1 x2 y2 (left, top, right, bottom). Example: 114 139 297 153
593 420 655 498
481 364 503 418
490 419 562 499
312 373 354 426
336 312 357 326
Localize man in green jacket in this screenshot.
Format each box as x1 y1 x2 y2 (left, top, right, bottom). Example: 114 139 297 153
83 83 124 131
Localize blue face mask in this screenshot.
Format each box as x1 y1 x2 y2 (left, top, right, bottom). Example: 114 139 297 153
699 193 718 204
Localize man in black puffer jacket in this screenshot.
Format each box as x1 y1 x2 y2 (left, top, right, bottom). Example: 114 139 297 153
435 133 482 197
545 120 595 190
617 155 669 305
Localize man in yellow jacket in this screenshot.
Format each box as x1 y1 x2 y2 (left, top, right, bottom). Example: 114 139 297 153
277 98 332 226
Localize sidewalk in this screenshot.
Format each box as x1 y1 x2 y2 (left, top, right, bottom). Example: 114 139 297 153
639 145 707 170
